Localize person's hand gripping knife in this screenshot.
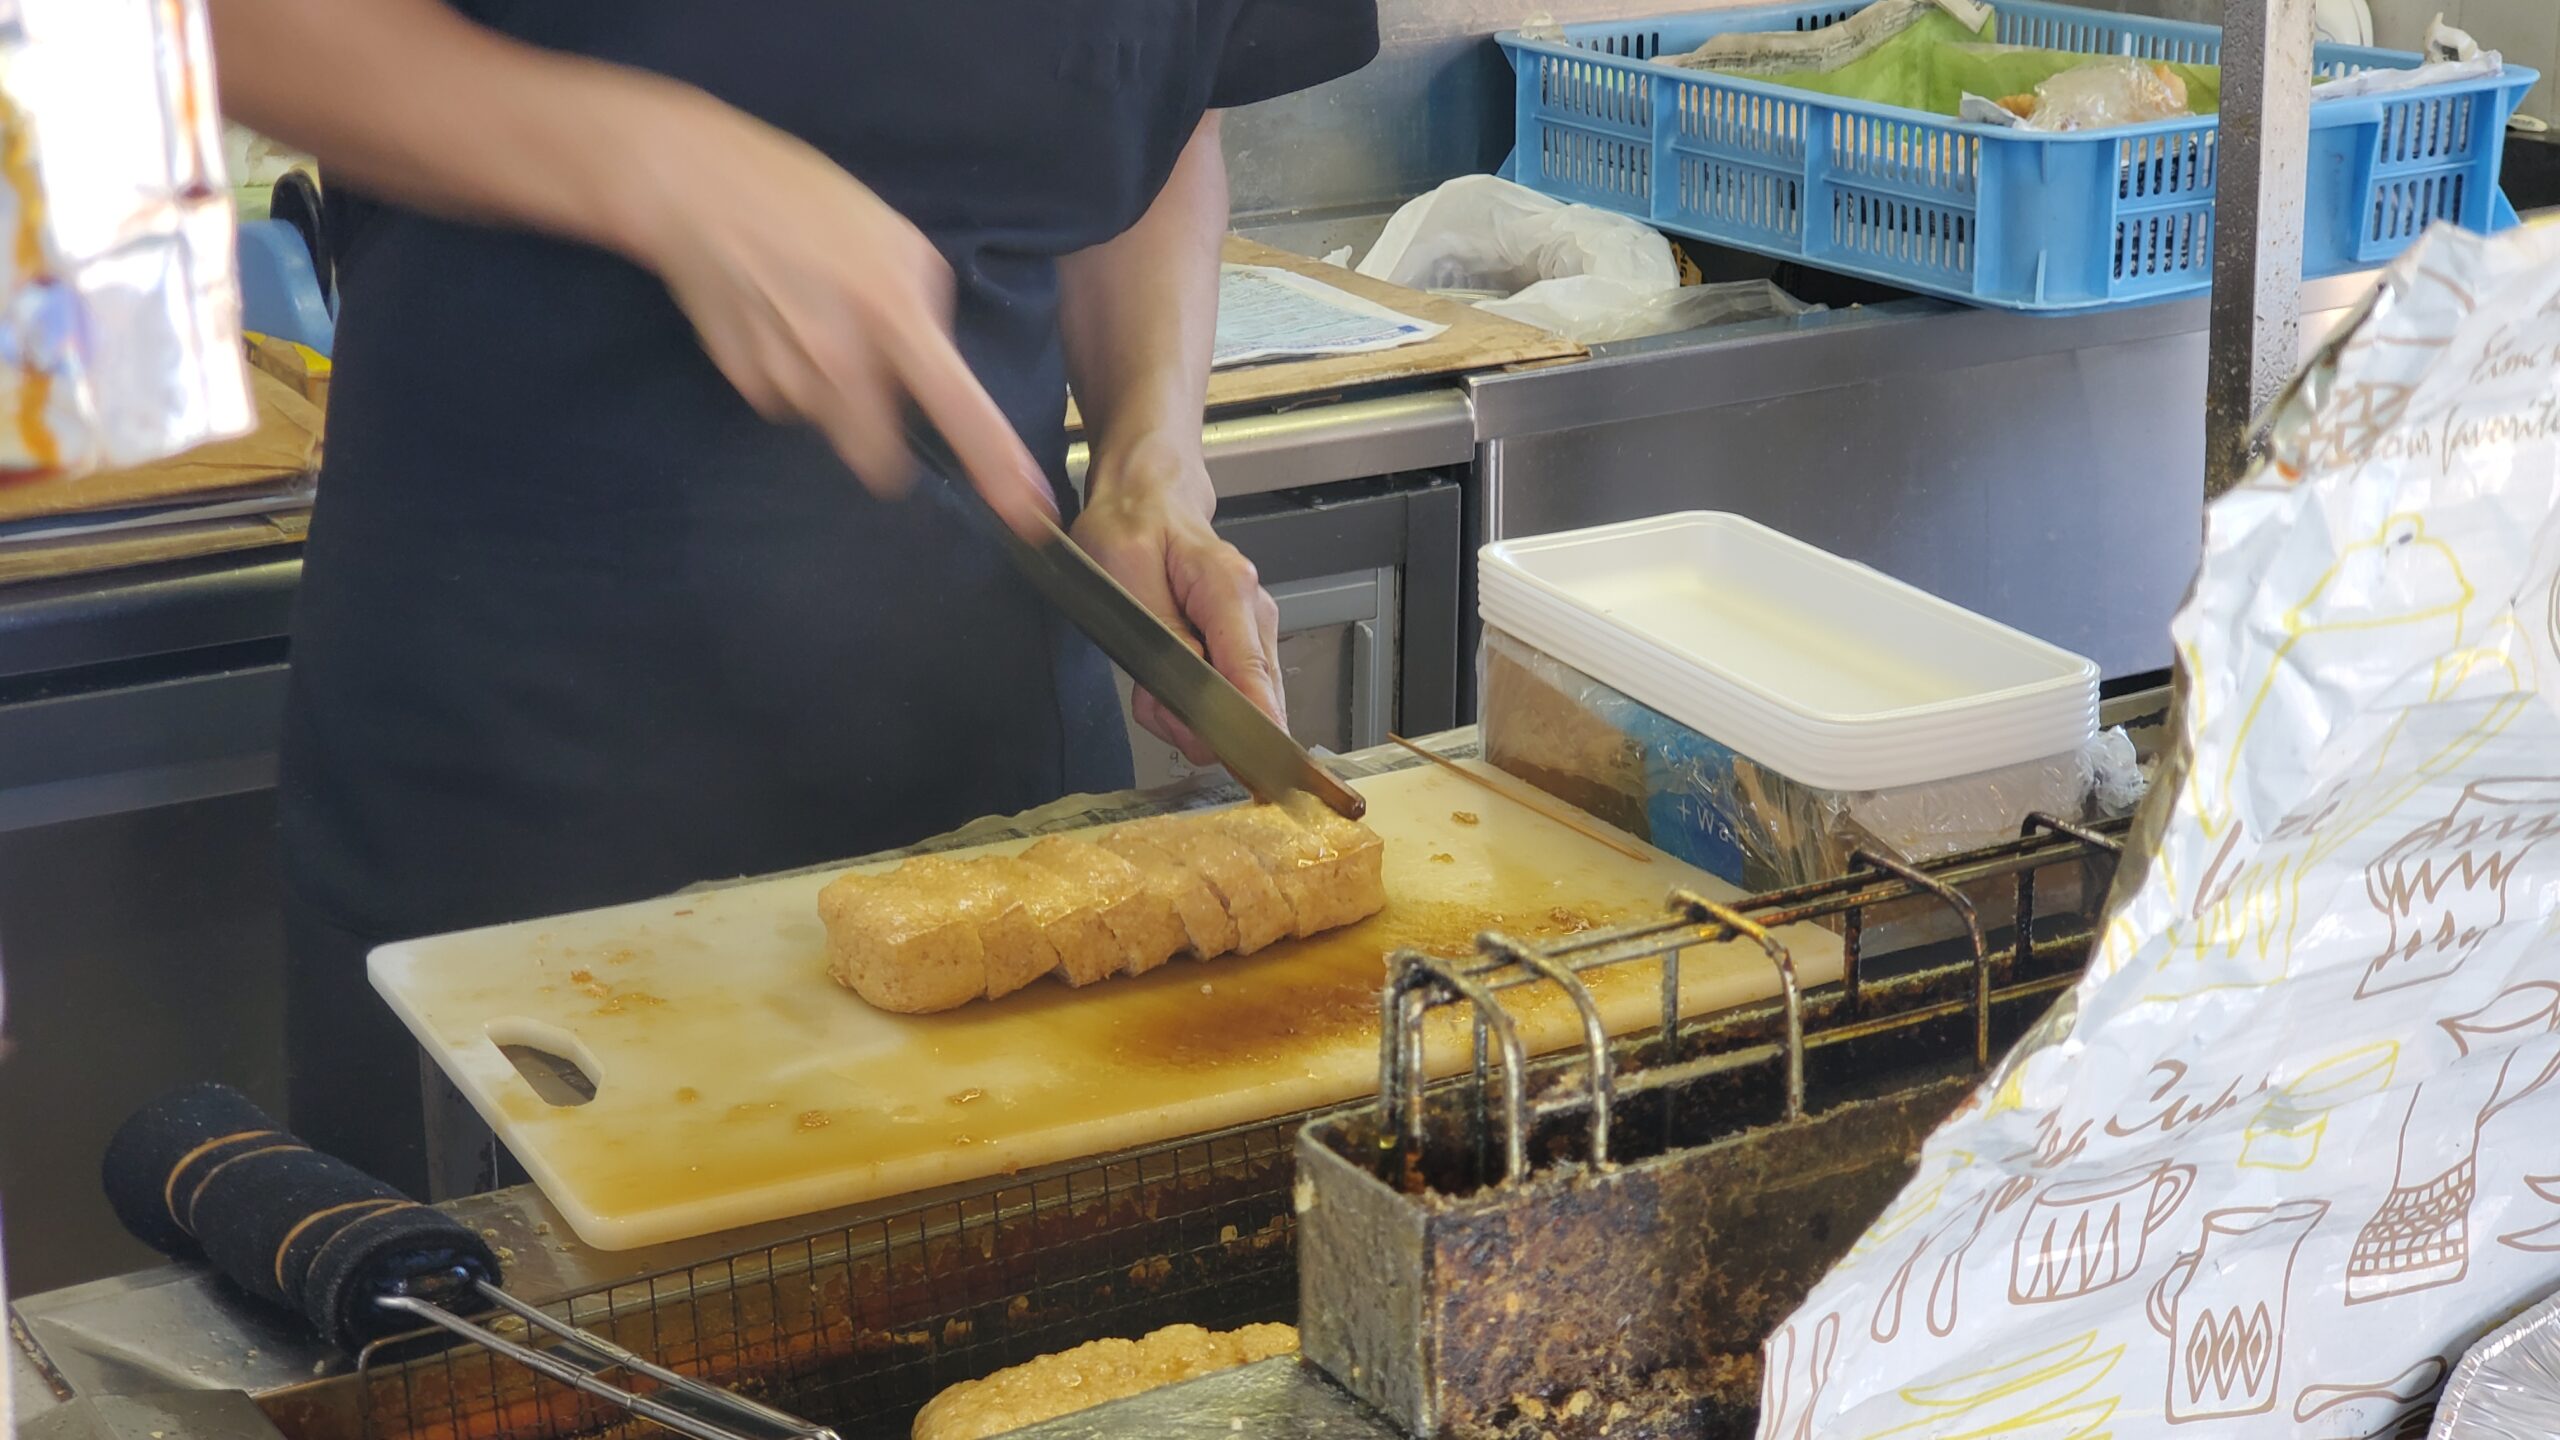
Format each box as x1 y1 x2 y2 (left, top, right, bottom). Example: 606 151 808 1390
209 0 1286 755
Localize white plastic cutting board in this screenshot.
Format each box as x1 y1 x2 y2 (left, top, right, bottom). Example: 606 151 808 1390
373 762 1841 1250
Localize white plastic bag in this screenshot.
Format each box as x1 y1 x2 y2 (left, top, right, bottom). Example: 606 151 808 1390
1758 219 2560 1440
1358 175 1678 298
1358 176 1813 343
1477 275 1812 344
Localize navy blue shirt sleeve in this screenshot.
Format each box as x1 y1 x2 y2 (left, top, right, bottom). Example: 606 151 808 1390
1207 0 1380 109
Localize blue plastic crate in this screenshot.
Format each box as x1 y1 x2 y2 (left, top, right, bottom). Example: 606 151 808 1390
1498 0 2538 311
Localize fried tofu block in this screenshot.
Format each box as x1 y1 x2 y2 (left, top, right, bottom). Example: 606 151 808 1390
1287 798 1389 929
1021 836 1188 977
817 855 1059 1013
1209 803 1387 937
1118 814 1295 954
1097 828 1238 960
983 854 1124 987
910 1323 1299 1440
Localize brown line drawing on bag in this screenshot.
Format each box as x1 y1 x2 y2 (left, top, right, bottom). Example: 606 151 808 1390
2106 1058 2267 1141
1758 1310 1841 1440
2008 1160 2195 1305
2361 779 2560 998
2348 989 2560 1302
2147 1199 2329 1423
2290 1355 2447 1439
2498 1173 2560 1252
1870 1176 2031 1343
2010 1109 2093 1172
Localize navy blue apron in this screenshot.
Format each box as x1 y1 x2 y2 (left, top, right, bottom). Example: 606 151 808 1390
279 0 1376 1194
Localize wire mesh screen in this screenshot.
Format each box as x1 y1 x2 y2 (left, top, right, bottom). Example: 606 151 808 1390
354 1118 1305 1440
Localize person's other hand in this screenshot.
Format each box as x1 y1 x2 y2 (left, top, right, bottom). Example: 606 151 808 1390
616 90 1055 535
1071 452 1283 765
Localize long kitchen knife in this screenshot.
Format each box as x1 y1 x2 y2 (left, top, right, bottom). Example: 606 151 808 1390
904 412 1365 821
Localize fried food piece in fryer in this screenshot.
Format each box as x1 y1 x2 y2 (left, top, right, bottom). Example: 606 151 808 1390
1021 836 1188 978
910 1323 1299 1440
817 855 1058 1014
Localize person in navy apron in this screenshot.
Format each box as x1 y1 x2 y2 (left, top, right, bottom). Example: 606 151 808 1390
208 0 1379 1196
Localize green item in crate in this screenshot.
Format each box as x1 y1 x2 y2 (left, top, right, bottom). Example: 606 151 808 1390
1749 9 2221 119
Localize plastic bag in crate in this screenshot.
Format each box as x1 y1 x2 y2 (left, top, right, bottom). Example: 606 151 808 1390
1758 218 2560 1439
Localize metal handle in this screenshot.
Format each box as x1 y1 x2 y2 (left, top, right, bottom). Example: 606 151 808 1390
373 1280 839 1440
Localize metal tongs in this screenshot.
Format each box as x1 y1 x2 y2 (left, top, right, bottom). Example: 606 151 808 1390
102 1083 837 1440
378 1270 837 1440
905 410 1365 820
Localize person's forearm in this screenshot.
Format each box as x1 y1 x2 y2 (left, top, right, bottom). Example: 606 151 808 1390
1058 113 1228 517
206 0 696 262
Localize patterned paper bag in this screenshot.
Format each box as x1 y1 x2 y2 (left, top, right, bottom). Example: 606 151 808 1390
1758 218 2560 1439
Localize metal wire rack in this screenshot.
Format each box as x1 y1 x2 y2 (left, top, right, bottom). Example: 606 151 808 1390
1377 812 2127 1189
317 812 2128 1440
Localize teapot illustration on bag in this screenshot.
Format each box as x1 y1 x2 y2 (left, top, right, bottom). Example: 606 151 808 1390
2146 1200 2329 1422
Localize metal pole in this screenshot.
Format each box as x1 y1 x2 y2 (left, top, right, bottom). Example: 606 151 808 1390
2205 0 2316 496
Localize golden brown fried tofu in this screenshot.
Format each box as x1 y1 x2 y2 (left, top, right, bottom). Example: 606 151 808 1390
1097 827 1238 960
1021 836 1188 977
817 855 1059 1013
1119 813 1295 954
1209 803 1386 937
910 1323 1299 1440
986 854 1123 987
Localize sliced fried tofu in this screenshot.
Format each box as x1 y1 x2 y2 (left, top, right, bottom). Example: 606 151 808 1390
1285 799 1388 931
1022 836 1188 977
987 854 1124 987
1120 814 1294 954
1210 804 1387 937
817 855 1059 1013
1097 828 1238 960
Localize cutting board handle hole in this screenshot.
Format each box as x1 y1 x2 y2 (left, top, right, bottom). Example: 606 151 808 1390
486 1018 604 1108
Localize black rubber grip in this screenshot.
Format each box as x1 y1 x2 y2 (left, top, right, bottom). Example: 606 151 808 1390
102 1082 500 1353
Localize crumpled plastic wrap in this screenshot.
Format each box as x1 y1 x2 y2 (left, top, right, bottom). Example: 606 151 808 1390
2435 1287 2560 1437
1 0 249 479
1356 176 1816 345
1755 218 2560 1440
1478 625 2123 893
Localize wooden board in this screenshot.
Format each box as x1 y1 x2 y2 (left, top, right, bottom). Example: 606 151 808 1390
1065 238 1583 432
0 509 305 587
373 762 1840 1251
0 367 320 524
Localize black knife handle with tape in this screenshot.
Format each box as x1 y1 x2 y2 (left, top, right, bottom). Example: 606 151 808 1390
904 410 1365 820
102 1083 499 1353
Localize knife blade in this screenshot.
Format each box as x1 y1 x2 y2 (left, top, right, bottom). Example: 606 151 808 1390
903 412 1366 821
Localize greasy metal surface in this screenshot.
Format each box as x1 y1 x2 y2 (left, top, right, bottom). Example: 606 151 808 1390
1069 391 1478 502
2206 0 2316 494
18 1391 288 1440
995 1359 1402 1440
1301 808 2125 1439
1301 1065 1980 1439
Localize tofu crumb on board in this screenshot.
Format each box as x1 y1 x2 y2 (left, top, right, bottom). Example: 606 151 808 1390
909 1323 1299 1440
819 802 1385 1014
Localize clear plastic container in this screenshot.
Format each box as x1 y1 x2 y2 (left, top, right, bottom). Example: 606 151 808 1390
1479 512 2099 790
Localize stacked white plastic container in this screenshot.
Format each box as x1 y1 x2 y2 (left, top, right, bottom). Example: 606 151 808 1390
1478 513 2100 793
